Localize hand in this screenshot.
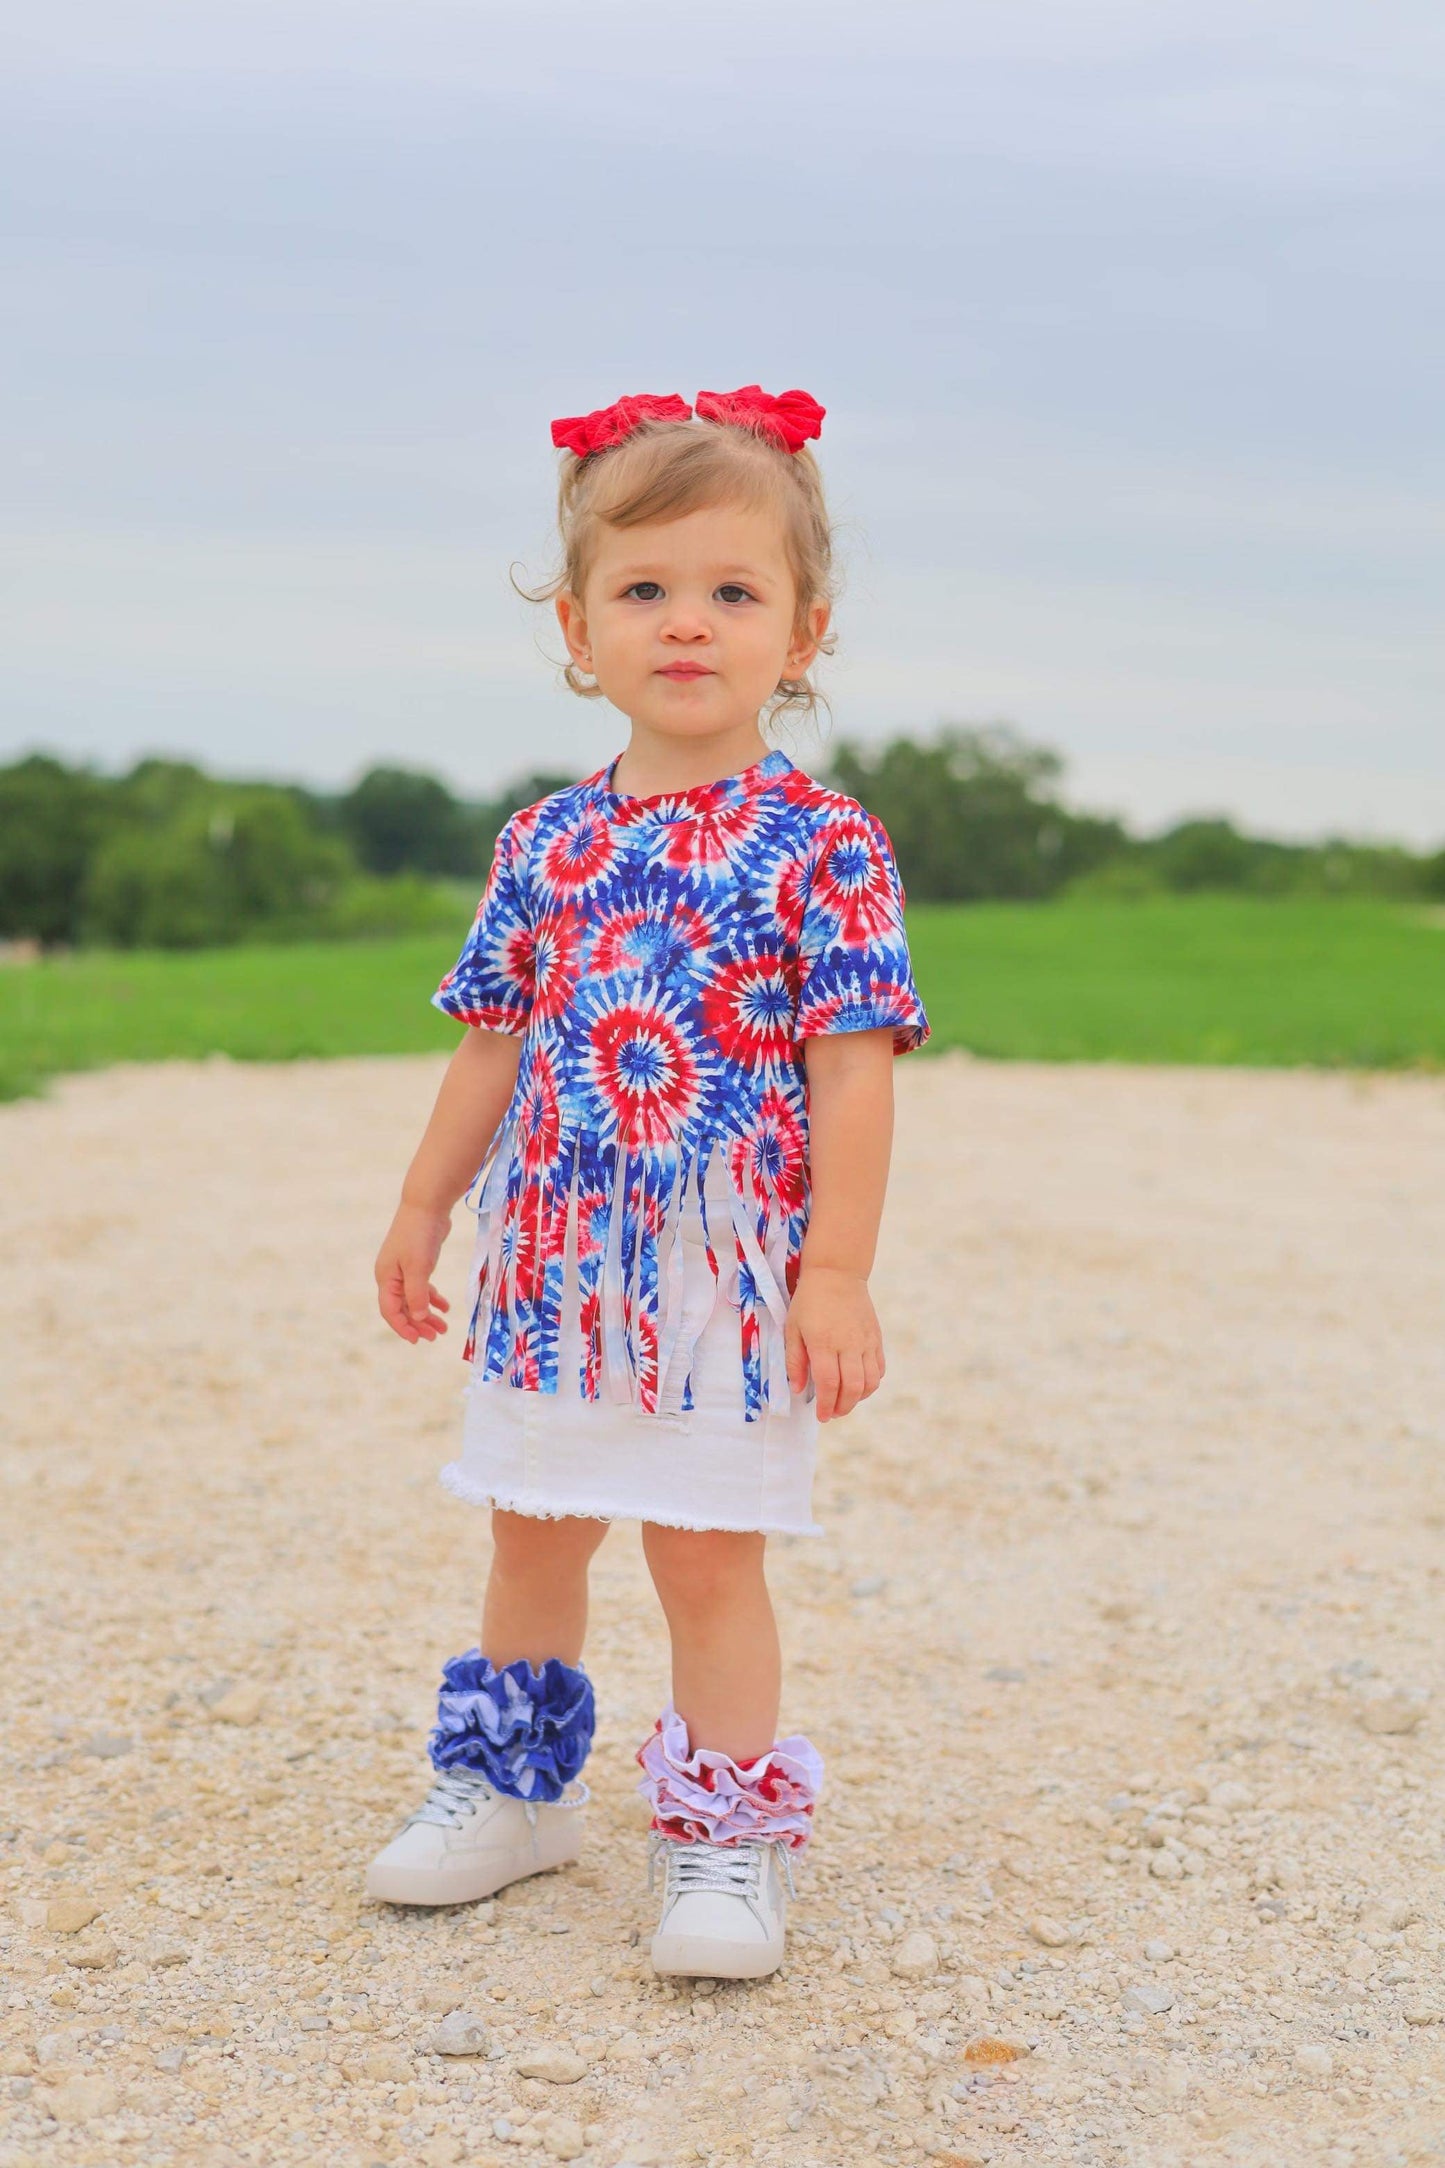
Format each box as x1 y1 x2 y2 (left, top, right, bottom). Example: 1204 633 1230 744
784 1266 885 1421
375 1201 453 1344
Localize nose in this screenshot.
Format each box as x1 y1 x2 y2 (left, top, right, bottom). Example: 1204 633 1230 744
659 601 712 644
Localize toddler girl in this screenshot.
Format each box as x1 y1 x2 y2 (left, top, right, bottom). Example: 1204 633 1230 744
367 383 930 1978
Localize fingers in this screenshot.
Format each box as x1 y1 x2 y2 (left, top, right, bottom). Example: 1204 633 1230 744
378 1269 425 1343
403 1264 447 1341
375 1201 452 1345
785 1321 811 1396
805 1339 885 1420
377 1258 448 1344
834 1352 866 1418
377 1269 416 1342
811 1346 840 1422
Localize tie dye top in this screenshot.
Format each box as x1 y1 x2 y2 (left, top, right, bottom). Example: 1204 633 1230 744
433 746 930 1423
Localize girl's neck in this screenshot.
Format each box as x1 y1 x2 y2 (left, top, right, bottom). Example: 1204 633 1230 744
608 720 771 800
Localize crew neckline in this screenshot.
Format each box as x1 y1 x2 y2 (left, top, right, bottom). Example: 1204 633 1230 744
590 745 795 821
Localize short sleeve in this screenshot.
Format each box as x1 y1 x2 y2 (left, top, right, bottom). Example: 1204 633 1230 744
432 813 536 1033
793 811 931 1055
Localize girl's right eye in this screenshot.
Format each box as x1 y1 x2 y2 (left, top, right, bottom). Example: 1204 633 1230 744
625 581 663 601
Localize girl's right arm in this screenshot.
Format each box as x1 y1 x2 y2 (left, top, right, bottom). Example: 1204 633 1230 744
374 1025 523 1346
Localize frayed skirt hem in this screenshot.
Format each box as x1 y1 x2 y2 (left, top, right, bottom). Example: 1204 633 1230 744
438 1461 823 1539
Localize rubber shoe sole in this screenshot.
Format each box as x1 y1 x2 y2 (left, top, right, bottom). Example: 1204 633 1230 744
365 1799 584 1908
650 1921 784 1979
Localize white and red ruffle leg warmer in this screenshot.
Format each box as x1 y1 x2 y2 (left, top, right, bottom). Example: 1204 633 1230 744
635 1700 824 1850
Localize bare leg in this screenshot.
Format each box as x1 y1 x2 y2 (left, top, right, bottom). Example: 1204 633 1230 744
482 1508 611 1669
641 1525 780 1762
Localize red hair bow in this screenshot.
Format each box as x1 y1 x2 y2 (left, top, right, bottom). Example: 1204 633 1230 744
694 384 825 453
550 392 693 460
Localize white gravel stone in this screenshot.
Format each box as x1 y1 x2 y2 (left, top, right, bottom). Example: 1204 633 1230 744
515 2045 589 2083
1363 1898 1419 1931
1295 2043 1335 2078
1358 1687 1428 1735
45 1895 101 1935
890 1930 940 1979
1029 1915 1073 1947
543 2120 586 2161
364 2047 414 2084
209 1681 266 1726
65 1936 117 1970
1120 1984 1174 2016
50 2075 120 2122
428 2010 489 2057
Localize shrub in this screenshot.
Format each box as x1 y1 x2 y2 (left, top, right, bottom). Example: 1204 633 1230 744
301 872 476 942
825 726 1128 902
341 766 483 878
82 793 354 948
0 755 116 944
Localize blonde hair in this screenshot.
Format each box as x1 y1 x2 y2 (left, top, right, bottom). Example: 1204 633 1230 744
517 414 838 733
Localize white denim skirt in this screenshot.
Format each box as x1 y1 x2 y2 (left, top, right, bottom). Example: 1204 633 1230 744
440 1153 822 1537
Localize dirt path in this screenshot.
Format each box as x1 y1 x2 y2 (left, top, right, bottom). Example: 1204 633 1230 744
3 1053 1444 2168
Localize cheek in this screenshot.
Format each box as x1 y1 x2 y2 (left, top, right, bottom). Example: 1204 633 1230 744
592 613 648 665
744 608 801 664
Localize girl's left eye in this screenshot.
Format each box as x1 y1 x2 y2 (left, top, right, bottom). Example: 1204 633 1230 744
717 585 753 604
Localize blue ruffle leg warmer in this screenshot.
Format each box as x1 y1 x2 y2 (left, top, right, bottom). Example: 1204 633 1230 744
427 1650 596 1804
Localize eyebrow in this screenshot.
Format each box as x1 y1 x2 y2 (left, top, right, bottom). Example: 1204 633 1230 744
609 563 777 583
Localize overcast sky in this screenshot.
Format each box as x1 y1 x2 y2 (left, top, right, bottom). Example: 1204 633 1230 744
5 1 1442 840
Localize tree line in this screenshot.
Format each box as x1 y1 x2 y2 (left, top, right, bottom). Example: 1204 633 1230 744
1 729 1440 950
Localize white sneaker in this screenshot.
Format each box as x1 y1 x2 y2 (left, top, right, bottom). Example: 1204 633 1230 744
646 1831 797 1979
365 1767 589 1907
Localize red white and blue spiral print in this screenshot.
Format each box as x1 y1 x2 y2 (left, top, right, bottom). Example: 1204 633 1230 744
434 748 928 1420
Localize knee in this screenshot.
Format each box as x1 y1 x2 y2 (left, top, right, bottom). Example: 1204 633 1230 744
490 1510 608 1581
643 1526 766 1620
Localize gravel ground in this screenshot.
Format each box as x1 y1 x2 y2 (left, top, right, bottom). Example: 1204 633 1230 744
3 1052 1445 2168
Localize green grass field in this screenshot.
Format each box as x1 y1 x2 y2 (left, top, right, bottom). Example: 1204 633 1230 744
1 898 1441 1100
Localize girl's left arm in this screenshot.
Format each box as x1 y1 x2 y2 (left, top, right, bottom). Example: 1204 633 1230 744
788 1027 896 1421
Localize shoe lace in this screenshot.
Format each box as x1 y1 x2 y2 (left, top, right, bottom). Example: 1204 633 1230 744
407 1768 591 1832
647 1831 797 1903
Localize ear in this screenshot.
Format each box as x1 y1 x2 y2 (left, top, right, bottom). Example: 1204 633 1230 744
554 590 593 669
784 598 830 678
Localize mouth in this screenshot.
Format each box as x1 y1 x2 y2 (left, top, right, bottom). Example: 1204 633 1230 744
656 665 715 681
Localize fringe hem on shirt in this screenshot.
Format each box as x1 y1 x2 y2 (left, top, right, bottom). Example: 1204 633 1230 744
459 1112 802 1424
